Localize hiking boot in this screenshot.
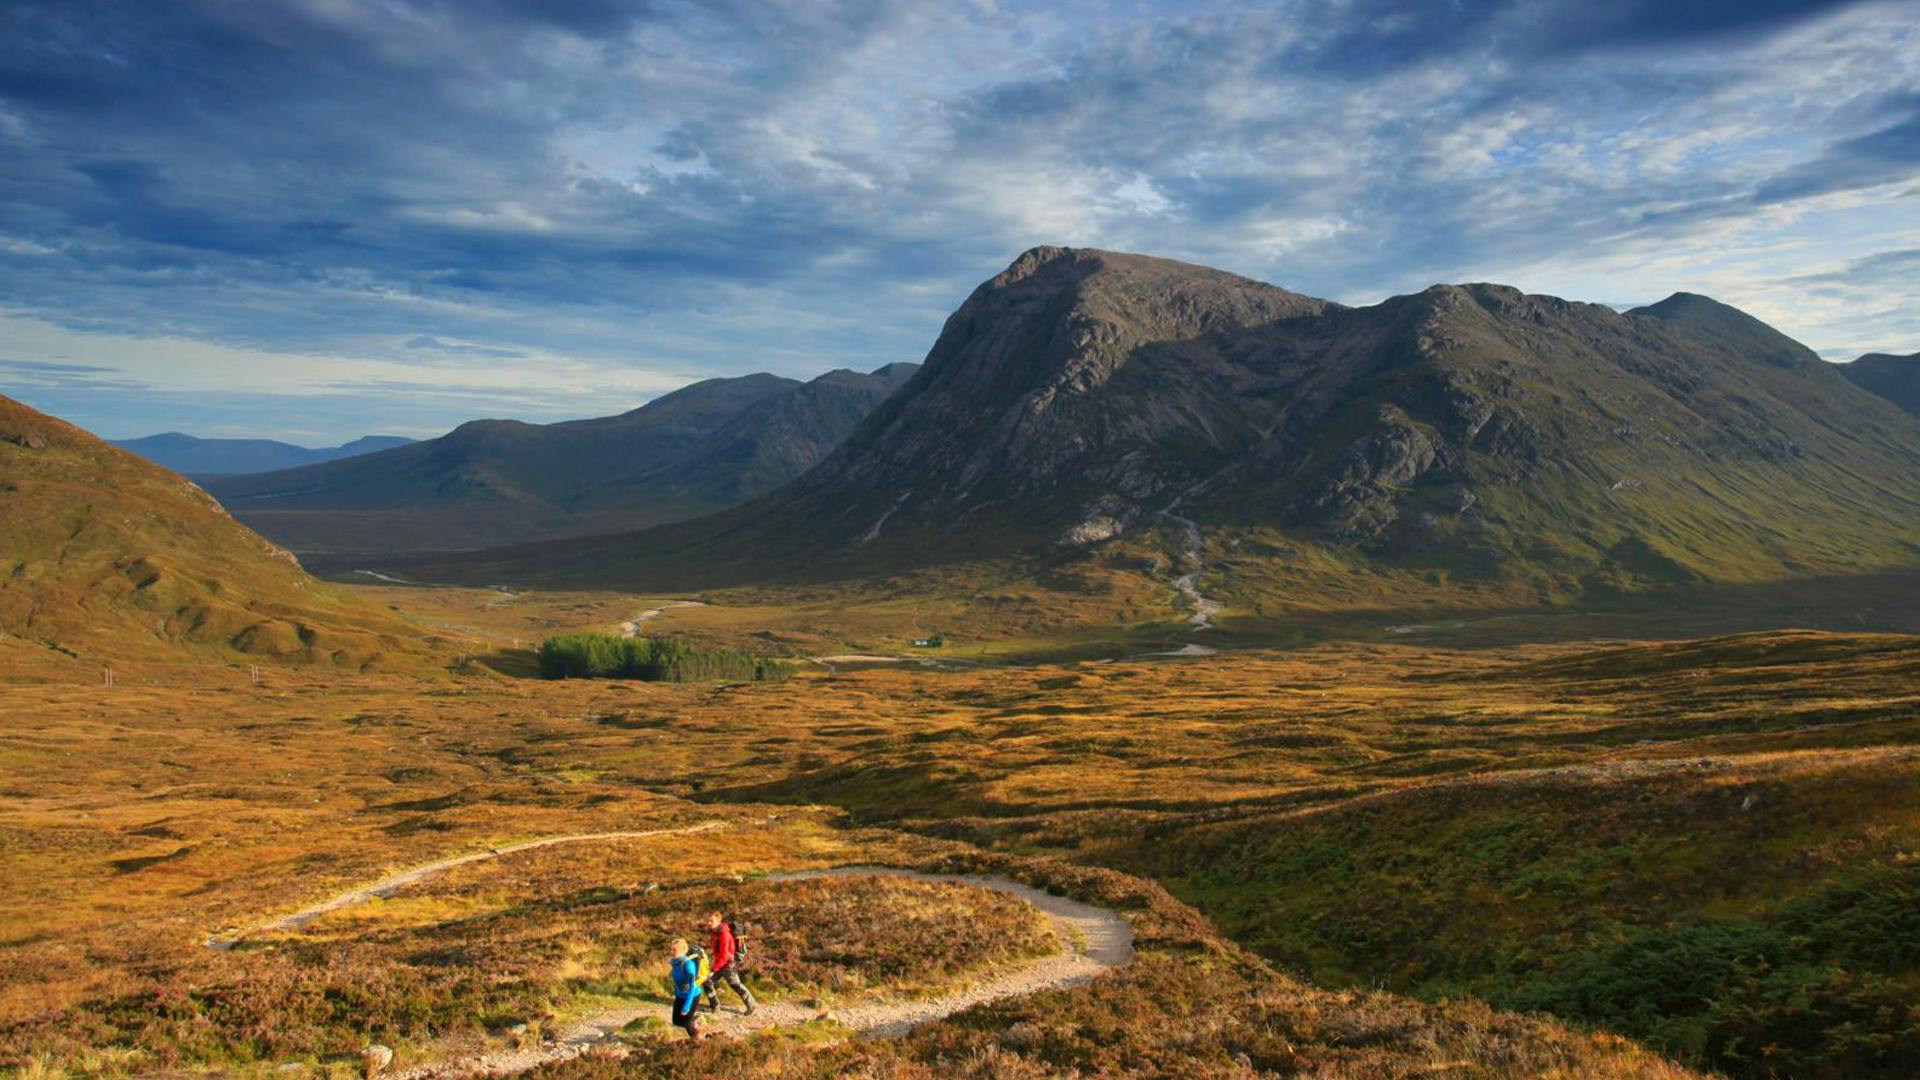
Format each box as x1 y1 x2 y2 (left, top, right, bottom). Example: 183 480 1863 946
743 993 756 1016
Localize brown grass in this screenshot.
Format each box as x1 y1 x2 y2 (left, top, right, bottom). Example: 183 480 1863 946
7 585 1914 1079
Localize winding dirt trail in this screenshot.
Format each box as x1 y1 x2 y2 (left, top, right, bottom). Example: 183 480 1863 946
619 600 706 638
393 866 1132 1078
204 819 744 950
206 830 1133 1079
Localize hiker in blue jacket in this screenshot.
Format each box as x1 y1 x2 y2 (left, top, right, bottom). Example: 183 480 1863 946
668 938 705 1040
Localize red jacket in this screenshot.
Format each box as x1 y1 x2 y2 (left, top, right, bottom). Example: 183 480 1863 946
708 922 737 970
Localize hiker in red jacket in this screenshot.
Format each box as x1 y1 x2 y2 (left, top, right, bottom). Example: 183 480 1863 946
702 910 756 1014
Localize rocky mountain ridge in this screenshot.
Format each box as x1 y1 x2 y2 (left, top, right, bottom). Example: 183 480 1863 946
395 247 1920 607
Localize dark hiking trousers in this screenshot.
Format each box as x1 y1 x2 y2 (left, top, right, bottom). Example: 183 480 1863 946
704 963 755 1011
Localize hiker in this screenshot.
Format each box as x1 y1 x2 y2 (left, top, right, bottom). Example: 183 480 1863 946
702 911 756 1015
668 938 705 1040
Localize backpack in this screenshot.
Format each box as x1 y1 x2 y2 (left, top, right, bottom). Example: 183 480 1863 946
686 944 712 985
727 919 747 964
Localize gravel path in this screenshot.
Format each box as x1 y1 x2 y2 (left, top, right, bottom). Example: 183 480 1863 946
1159 511 1222 631
370 865 1132 1079
203 819 745 950
619 600 705 638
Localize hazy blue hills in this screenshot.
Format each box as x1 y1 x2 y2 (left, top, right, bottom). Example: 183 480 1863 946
202 364 919 558
112 433 414 476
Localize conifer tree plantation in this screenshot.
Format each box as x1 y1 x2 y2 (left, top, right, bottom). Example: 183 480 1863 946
536 633 794 683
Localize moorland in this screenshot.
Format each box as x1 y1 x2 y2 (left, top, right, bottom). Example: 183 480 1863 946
3 582 1916 1079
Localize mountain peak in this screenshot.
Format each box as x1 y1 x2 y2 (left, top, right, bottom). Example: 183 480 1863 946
989 245 1299 297
795 259 1906 556
999 243 1074 278
1633 290 1740 318
1628 291 1818 370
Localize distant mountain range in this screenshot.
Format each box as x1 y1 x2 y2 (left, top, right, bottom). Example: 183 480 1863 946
112 432 415 476
202 363 919 557
416 247 1920 609
1840 351 1920 418
0 395 425 667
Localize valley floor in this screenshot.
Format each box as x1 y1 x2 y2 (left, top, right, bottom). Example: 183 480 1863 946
2 586 1916 1080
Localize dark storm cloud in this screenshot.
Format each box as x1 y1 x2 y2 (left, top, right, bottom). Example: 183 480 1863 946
0 0 1914 440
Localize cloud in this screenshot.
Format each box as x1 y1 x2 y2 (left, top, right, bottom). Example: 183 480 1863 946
0 0 1915 439
404 335 528 359
1788 247 1920 286
1754 96 1920 202
0 357 147 391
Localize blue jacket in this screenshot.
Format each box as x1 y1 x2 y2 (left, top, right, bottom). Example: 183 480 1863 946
670 955 702 1011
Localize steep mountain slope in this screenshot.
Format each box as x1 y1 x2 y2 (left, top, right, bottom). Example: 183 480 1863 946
1840 351 1920 418
0 396 428 668
112 433 415 476
409 247 1920 609
204 364 917 559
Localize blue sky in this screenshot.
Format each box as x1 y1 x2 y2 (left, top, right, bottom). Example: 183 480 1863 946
1 0 1917 443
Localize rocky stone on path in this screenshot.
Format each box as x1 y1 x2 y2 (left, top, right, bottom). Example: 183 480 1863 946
362 1044 393 1079
583 1041 629 1060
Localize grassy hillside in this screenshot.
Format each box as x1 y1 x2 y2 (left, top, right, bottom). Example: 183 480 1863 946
0 395 435 672
1121 750 1919 1079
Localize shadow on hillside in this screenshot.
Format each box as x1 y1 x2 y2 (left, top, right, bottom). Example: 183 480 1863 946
472 646 542 678
1291 567 1920 651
